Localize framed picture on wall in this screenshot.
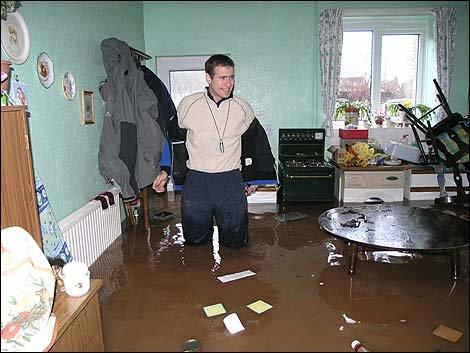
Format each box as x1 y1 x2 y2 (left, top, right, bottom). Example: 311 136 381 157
81 90 95 125
9 81 30 108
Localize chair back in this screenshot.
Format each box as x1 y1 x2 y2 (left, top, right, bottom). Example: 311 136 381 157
427 113 469 167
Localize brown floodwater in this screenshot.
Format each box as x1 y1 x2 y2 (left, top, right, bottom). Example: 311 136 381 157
91 193 469 352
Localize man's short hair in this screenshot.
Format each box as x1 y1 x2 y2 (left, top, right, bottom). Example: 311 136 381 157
205 54 234 77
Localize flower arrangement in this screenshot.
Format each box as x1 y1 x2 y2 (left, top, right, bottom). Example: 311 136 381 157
343 142 375 167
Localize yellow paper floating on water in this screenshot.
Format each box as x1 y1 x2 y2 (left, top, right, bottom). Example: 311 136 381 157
247 300 273 314
203 303 227 317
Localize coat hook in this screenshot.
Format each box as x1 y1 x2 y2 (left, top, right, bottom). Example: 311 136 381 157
15 75 19 82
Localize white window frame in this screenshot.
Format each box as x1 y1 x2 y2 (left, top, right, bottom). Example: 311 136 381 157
342 15 434 116
156 55 211 92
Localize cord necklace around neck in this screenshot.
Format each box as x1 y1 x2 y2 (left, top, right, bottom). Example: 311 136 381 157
205 96 231 153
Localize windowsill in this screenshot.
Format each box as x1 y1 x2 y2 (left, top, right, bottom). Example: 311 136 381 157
333 126 411 129
332 121 411 129
329 121 423 147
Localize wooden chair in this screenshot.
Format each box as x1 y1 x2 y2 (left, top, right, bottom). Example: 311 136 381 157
399 79 469 204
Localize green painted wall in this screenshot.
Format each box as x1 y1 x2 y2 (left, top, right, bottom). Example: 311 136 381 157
1 1 144 221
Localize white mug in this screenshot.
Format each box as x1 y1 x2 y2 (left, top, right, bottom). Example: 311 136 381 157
62 261 90 297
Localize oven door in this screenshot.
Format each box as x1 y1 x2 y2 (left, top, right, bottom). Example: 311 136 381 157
278 165 335 202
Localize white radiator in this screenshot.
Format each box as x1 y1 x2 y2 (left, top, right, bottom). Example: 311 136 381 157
58 187 122 267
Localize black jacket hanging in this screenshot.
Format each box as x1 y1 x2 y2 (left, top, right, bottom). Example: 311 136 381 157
140 65 177 142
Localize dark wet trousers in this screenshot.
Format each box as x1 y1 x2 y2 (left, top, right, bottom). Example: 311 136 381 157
181 169 248 248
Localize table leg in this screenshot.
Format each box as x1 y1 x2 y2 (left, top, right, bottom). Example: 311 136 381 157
451 249 460 280
348 242 358 275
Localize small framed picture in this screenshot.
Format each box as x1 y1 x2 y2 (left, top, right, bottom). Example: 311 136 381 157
9 81 30 108
81 90 95 125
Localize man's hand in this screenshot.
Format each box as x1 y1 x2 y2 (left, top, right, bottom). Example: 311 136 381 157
152 170 169 193
244 184 258 196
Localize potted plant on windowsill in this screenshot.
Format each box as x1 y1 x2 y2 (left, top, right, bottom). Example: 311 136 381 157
335 99 372 127
387 100 434 126
387 102 400 117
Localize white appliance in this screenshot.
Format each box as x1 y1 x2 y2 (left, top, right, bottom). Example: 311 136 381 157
384 141 421 163
247 190 277 204
335 169 405 203
247 189 277 214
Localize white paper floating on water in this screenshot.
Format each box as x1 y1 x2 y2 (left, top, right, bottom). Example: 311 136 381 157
223 313 245 334
343 313 358 324
217 270 256 283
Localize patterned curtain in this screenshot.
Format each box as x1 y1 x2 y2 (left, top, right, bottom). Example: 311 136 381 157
319 8 343 139
430 7 457 120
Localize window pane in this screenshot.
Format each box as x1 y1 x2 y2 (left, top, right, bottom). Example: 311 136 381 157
380 34 419 109
338 31 372 105
169 70 206 108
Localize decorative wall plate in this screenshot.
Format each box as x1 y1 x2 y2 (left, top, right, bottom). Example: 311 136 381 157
1 11 31 64
62 72 76 100
37 52 54 88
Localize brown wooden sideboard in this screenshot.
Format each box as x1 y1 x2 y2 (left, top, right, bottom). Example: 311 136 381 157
1 106 42 248
49 279 104 352
1 107 105 352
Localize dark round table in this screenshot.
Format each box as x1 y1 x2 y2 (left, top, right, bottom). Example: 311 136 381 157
318 204 469 279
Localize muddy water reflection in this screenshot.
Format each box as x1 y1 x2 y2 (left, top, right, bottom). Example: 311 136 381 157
96 196 469 352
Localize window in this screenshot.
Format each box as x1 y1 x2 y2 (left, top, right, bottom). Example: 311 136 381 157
380 34 419 106
156 55 211 107
336 15 434 123
338 31 372 105
169 71 207 108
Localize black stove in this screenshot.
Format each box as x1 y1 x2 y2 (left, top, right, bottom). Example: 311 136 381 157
277 128 335 203
282 159 331 170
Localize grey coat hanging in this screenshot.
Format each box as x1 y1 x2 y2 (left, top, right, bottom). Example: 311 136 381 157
98 37 164 202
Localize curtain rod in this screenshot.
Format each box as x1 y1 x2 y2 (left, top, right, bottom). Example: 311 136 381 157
343 8 432 17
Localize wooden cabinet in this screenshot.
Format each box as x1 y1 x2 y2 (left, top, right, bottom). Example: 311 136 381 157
1 106 42 248
49 279 104 352
1 106 105 351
